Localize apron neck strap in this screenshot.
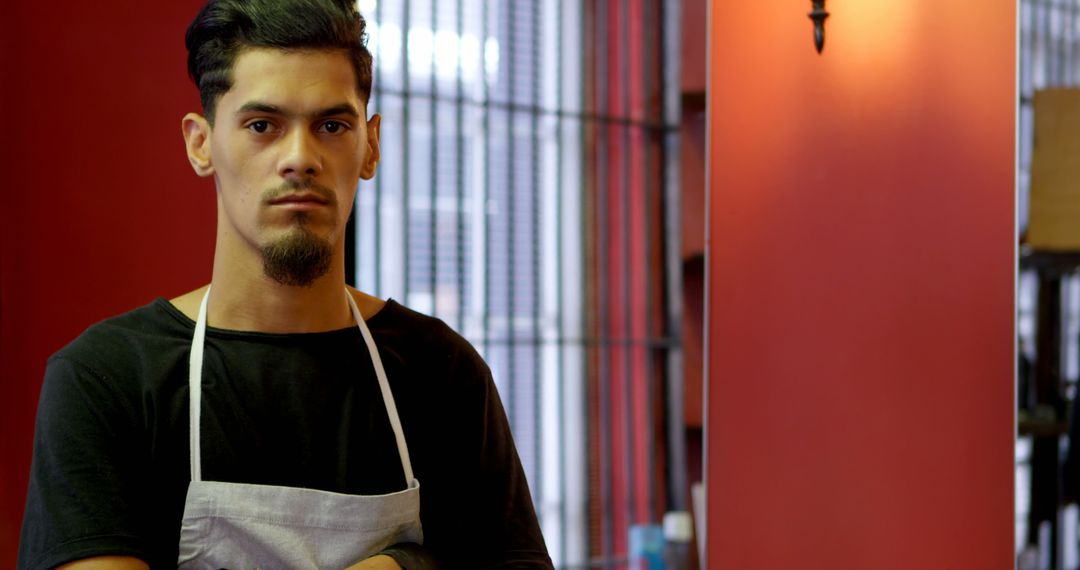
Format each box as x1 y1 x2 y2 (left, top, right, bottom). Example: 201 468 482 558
188 286 211 482
188 287 415 486
345 291 415 484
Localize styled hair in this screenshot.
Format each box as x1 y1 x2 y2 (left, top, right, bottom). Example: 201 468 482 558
185 0 373 123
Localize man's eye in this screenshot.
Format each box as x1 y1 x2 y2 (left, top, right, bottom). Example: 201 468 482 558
320 120 347 134
247 120 271 134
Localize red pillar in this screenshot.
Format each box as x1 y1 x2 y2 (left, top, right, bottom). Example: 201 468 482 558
706 2 1016 568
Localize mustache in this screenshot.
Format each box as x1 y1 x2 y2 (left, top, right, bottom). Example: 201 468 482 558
263 179 337 206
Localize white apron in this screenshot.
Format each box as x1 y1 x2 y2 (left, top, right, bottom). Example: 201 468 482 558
177 288 423 569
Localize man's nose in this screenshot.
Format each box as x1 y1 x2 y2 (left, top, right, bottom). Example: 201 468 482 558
278 128 322 178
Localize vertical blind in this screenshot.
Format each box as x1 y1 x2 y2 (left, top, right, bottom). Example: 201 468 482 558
348 1 682 567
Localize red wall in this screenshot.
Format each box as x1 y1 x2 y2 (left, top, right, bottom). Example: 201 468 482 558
706 2 1015 569
0 2 212 565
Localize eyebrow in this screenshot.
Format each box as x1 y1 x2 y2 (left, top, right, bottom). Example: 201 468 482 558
235 101 361 120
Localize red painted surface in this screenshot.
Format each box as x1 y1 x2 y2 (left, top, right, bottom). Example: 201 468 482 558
681 0 708 94
0 2 212 566
706 2 1015 569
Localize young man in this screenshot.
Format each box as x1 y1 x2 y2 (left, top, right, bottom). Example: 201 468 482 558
17 1 552 568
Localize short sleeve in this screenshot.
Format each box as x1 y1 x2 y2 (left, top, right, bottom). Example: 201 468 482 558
18 356 152 570
413 335 554 569
469 358 553 568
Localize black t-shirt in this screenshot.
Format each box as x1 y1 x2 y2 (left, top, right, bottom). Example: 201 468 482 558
18 298 551 569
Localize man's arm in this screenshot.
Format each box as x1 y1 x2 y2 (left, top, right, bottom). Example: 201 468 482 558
55 556 150 570
413 333 553 569
373 543 438 569
469 371 553 568
56 554 399 570
19 356 153 570
343 554 402 569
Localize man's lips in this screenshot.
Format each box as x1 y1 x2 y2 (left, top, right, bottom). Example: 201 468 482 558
268 192 330 206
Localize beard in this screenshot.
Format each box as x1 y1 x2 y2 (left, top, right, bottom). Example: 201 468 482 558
260 216 333 287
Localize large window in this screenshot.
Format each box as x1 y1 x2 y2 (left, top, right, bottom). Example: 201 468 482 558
350 1 682 567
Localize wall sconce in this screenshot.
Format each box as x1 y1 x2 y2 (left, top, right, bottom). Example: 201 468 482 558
809 0 829 54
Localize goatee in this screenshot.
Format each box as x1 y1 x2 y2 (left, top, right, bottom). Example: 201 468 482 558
260 221 332 287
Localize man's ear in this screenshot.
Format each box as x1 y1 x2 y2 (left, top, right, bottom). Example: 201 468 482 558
182 113 215 177
360 114 381 180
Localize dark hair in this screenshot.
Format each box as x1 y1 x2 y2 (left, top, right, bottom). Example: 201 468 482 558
185 0 373 123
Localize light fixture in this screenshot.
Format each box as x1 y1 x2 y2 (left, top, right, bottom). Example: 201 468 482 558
809 0 829 54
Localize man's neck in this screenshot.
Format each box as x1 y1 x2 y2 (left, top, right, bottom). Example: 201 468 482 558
169 214 387 332
171 254 384 334
206 264 356 333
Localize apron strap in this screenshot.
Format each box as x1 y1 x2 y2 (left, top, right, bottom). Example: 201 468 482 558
346 291 416 484
187 287 415 486
188 286 211 482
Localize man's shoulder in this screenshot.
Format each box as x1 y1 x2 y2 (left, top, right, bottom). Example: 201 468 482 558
374 300 475 351
373 300 490 377
50 298 190 372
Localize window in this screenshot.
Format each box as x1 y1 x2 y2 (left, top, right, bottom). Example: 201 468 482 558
350 1 682 567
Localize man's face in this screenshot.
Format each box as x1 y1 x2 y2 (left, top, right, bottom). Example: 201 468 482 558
185 47 379 285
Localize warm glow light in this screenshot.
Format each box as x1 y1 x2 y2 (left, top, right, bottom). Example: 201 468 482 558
834 2 917 68
823 1 920 96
